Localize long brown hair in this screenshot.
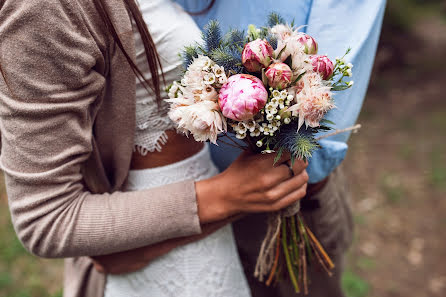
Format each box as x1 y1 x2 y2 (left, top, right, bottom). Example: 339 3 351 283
93 0 216 102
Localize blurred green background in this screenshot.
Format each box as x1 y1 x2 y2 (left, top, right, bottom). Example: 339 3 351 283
1 0 445 296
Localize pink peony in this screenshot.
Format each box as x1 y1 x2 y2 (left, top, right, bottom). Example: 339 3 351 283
219 74 268 121
242 39 274 73
296 33 318 55
311 55 334 80
265 62 293 90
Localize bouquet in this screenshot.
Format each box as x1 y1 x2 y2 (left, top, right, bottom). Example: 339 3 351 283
167 13 356 294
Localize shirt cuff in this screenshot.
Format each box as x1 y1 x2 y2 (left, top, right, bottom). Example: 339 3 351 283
307 139 348 183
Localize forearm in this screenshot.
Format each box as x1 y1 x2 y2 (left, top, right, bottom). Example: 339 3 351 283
4 170 202 258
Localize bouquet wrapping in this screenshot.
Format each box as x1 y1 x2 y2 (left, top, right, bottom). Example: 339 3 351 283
166 13 356 294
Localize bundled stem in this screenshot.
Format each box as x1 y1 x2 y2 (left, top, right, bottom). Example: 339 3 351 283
257 212 335 295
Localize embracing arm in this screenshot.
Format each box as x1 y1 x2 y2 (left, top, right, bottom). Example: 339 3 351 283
0 0 202 258
305 0 387 183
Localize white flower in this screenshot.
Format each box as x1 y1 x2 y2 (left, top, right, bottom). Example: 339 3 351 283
212 64 225 77
188 55 214 72
286 72 334 130
168 100 227 144
280 90 287 99
284 117 291 124
346 69 352 77
287 94 293 101
250 128 261 137
204 73 216 85
261 149 275 154
347 63 353 69
272 90 281 98
266 114 274 121
348 80 354 86
168 81 180 99
256 140 263 147
218 76 227 84
236 132 247 139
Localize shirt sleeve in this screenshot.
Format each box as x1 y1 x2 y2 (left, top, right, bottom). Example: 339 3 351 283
305 0 387 183
0 0 201 258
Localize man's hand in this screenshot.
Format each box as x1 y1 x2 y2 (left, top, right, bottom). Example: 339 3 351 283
91 214 243 274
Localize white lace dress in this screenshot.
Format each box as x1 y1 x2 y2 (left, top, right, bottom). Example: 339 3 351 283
104 1 251 296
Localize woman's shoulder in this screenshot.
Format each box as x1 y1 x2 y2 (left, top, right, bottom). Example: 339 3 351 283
0 0 130 34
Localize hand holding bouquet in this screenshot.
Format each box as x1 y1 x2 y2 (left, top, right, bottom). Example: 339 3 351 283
167 13 356 294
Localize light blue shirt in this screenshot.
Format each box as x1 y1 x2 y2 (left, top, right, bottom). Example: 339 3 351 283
175 0 386 183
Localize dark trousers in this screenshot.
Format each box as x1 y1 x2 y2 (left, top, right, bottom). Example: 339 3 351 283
233 165 354 297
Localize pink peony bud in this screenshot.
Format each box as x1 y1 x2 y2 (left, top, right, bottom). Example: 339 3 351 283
265 62 293 90
297 33 318 55
219 74 268 121
311 55 334 80
242 39 274 73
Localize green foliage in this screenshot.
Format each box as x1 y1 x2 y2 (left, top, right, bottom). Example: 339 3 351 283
267 12 286 27
342 271 370 297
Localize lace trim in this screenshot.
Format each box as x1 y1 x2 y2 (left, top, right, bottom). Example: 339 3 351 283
134 131 169 155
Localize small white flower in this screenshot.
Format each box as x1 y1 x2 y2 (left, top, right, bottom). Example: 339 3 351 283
272 90 281 98
236 132 247 139
348 80 354 87
256 140 263 147
280 90 287 99
275 115 281 120
270 108 278 115
212 65 225 77
270 98 279 106
284 117 291 124
346 69 352 77
266 114 274 121
246 120 256 132
218 76 227 84
287 94 294 101
261 149 275 154
347 63 353 69
204 73 216 85
279 104 285 109
237 122 247 133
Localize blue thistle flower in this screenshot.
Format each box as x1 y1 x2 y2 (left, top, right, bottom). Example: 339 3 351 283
202 20 222 52
210 47 244 74
224 28 246 48
273 122 320 162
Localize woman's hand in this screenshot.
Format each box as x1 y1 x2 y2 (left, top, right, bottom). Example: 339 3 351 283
196 151 308 224
91 214 243 274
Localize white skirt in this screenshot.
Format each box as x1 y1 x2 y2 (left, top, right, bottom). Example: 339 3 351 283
104 144 251 297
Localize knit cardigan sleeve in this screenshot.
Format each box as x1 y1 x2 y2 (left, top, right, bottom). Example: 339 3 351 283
0 0 202 258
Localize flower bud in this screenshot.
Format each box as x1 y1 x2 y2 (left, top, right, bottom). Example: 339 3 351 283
265 62 293 90
219 74 268 121
311 55 334 80
297 33 318 55
242 39 274 73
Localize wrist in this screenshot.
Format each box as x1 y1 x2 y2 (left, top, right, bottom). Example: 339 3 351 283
195 174 230 224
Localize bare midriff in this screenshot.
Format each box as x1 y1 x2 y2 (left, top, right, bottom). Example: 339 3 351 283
130 130 205 169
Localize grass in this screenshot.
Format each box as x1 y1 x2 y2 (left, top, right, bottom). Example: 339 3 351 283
0 195 63 297
342 270 370 297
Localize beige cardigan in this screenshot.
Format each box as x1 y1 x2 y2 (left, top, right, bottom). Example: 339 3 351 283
0 0 203 296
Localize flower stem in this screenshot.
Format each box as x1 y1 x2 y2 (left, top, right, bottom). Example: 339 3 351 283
281 220 300 293
266 230 281 286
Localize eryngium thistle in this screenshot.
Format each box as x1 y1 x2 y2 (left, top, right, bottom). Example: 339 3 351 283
273 121 320 161
203 20 222 52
